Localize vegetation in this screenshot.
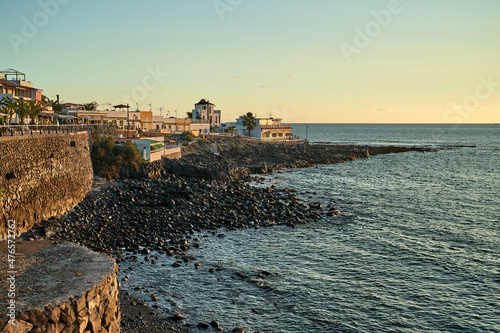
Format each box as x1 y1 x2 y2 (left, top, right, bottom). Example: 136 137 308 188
15 99 30 124
42 95 63 113
91 137 143 179
241 112 256 136
186 111 192 119
0 97 17 125
181 131 195 142
0 98 46 125
84 102 98 111
91 124 118 143
26 100 45 124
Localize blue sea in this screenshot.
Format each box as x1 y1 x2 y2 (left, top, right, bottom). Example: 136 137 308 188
120 124 500 332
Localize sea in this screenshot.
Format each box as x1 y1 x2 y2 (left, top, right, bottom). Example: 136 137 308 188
119 124 500 332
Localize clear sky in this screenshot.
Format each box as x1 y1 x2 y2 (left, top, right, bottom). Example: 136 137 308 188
1 0 499 123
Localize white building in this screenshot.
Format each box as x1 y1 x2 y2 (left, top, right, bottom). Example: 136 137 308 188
226 116 293 141
133 137 181 162
192 99 221 128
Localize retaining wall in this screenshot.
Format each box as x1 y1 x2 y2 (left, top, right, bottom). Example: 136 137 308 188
0 243 120 333
0 132 93 239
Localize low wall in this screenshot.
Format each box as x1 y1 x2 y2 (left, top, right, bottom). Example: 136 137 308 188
164 146 182 159
0 132 93 239
0 243 120 332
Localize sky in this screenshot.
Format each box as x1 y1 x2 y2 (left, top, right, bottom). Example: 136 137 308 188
1 0 499 123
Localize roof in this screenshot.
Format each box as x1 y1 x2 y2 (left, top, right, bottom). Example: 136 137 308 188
135 139 164 151
138 139 161 144
150 143 164 150
195 99 215 106
0 79 19 87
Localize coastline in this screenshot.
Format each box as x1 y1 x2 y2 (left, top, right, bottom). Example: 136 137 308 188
23 138 435 332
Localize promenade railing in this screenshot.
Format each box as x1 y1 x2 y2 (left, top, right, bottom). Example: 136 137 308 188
0 124 92 137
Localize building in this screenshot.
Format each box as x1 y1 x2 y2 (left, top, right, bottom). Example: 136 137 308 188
254 117 293 141
227 116 293 141
0 69 43 102
192 99 221 128
133 137 181 161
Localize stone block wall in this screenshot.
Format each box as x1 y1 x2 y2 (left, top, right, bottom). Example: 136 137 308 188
0 132 93 239
0 243 120 333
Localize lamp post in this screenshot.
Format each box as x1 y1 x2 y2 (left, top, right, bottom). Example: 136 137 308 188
126 103 130 138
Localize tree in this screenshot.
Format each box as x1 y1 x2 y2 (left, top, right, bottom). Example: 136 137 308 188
26 100 45 124
91 137 143 179
181 131 195 142
84 102 98 111
41 95 63 112
16 99 30 124
0 97 17 125
226 125 236 135
186 112 192 119
241 112 256 136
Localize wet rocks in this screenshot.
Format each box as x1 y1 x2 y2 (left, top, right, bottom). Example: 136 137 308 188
46 169 328 256
172 261 183 267
197 322 210 329
172 313 185 321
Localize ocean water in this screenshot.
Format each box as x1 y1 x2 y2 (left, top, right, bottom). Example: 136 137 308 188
119 124 500 332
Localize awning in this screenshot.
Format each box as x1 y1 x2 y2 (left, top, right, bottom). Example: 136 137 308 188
151 143 164 150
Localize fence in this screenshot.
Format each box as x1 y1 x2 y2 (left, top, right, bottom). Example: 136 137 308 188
0 124 92 137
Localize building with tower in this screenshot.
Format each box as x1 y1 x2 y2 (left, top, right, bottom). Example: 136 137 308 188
191 99 221 128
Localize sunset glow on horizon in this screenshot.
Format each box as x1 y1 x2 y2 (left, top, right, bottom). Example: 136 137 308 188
2 0 499 123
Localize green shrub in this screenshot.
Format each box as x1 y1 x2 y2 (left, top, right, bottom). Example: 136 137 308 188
181 131 195 142
198 138 210 146
91 137 143 179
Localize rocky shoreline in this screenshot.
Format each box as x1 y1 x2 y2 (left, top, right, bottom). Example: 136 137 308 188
23 139 435 332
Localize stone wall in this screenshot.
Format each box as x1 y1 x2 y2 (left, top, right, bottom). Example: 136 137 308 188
0 132 93 239
0 243 120 332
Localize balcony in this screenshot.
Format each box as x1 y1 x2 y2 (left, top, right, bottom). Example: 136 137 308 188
260 124 292 129
190 119 210 124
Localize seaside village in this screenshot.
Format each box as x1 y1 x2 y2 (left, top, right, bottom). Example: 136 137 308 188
0 69 296 162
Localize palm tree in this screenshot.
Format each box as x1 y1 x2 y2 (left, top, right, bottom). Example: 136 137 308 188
84 102 98 111
16 99 30 125
241 112 256 136
1 97 18 125
27 100 45 124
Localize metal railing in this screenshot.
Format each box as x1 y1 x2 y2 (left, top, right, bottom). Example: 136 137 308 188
260 124 292 129
0 124 91 137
